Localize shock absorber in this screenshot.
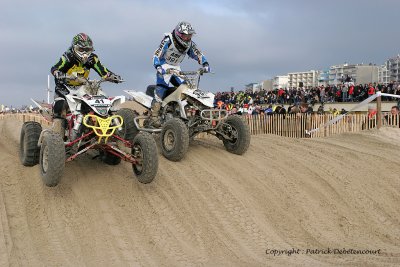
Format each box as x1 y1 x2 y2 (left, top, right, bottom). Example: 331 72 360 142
71 114 83 140
74 114 83 131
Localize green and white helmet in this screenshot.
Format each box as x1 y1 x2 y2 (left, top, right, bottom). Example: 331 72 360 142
71 33 94 64
173 21 196 49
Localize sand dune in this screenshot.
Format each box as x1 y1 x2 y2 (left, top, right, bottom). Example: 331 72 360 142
0 116 399 266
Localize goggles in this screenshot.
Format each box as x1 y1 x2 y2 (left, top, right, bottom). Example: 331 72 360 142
176 31 192 41
74 45 93 53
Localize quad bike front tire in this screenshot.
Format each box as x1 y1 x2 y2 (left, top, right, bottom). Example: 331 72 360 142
39 131 65 187
222 115 250 155
116 108 139 142
160 118 189 162
131 132 158 184
19 121 42 166
52 118 65 138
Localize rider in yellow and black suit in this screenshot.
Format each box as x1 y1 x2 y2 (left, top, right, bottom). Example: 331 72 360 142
50 33 121 118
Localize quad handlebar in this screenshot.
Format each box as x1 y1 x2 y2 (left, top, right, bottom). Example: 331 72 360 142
58 74 124 85
166 67 211 77
58 74 124 96
164 68 213 90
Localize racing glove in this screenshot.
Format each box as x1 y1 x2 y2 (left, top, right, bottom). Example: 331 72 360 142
53 70 65 80
202 62 211 73
105 72 122 83
156 66 166 75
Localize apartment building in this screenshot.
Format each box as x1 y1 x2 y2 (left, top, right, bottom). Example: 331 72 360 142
272 75 288 90
287 70 320 89
262 79 273 91
329 63 378 85
378 64 390 85
386 55 400 83
318 71 329 87
329 63 355 84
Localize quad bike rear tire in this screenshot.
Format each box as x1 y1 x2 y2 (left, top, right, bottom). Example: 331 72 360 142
222 115 250 155
131 132 158 184
39 131 65 187
160 118 189 162
19 121 42 166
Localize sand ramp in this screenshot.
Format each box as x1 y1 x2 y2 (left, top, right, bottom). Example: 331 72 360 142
0 117 399 266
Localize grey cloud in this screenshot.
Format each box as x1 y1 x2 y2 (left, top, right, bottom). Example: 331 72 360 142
1 0 400 106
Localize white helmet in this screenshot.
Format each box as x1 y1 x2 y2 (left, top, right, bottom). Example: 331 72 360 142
173 21 196 50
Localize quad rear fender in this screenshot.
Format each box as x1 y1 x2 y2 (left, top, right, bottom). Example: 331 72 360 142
109 95 126 112
110 95 125 106
124 90 153 109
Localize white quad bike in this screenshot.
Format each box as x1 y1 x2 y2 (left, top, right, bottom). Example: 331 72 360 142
125 68 250 162
19 75 158 187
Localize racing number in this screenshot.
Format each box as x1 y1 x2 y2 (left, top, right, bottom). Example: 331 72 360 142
167 56 177 63
167 52 180 64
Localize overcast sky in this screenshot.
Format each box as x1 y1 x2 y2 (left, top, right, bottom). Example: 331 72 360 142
1 0 400 107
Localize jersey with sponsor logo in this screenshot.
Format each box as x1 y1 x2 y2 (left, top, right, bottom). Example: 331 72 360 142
153 33 207 68
51 48 111 86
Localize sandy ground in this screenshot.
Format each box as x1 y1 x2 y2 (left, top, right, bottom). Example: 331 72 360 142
0 112 400 266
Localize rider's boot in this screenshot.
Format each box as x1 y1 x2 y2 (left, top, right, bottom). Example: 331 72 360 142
150 100 161 127
148 85 166 127
52 98 67 138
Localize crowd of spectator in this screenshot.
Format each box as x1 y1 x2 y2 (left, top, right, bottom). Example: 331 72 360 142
3 82 400 117
213 82 400 116
0 104 38 114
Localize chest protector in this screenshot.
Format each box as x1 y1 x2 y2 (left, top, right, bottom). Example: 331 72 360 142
66 64 90 86
163 33 190 66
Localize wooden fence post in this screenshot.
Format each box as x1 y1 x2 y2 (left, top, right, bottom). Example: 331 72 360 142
376 95 382 129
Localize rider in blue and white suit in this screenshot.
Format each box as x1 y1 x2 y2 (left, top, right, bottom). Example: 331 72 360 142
150 21 210 117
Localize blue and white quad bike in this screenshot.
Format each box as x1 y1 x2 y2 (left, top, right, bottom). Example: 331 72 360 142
19 75 158 187
125 68 250 162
